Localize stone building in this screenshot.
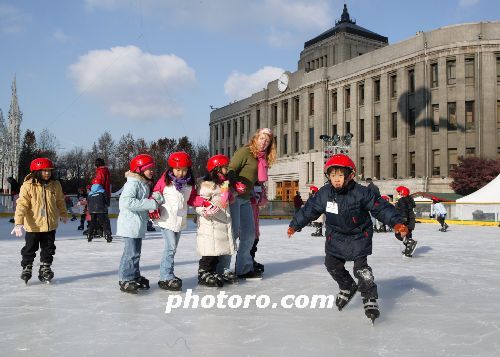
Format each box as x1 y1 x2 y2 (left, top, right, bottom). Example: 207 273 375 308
209 5 500 200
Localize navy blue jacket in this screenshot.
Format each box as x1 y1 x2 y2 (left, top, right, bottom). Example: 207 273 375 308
395 196 416 230
290 180 404 260
87 192 109 214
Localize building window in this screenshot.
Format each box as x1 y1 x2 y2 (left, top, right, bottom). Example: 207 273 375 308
408 69 415 93
409 152 416 178
221 123 225 139
241 117 245 138
345 86 351 109
283 133 288 154
432 150 440 177
332 124 337 136
391 112 397 138
409 108 416 136
374 79 381 102
306 162 310 183
392 154 398 179
374 115 381 141
256 109 261 129
294 97 300 121
215 125 219 140
465 57 475 85
447 102 457 131
465 101 475 130
283 101 288 124
272 104 278 126
374 155 381 179
360 157 365 179
497 56 500 83
360 119 365 143
294 132 299 153
309 127 314 150
448 149 458 172
227 122 231 139
221 147 224 155
346 122 351 135
234 119 238 136
430 63 438 88
432 104 440 132
390 74 397 98
358 82 365 106
447 59 456 85
466 147 476 158
497 100 500 129
332 91 338 112
309 93 314 115
311 162 315 184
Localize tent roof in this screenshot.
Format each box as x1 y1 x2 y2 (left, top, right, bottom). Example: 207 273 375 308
412 192 463 202
456 174 500 203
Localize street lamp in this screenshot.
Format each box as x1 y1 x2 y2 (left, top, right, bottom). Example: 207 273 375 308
320 132 354 163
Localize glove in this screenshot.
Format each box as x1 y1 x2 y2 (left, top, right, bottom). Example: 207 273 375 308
287 227 296 238
202 204 220 217
234 182 246 194
11 224 25 237
149 209 161 220
151 191 164 205
393 223 409 238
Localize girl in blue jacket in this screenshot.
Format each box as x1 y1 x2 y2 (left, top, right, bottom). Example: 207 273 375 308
116 154 163 294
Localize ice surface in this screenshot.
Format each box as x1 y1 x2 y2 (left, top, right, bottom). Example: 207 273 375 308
1 218 499 356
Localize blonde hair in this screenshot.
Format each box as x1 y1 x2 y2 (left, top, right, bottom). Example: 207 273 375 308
247 128 276 167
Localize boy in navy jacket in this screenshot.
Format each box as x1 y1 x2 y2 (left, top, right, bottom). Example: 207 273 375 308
288 154 409 324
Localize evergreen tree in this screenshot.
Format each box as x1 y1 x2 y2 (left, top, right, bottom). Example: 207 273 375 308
18 130 37 179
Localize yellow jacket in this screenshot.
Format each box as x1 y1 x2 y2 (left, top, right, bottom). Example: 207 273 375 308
14 174 67 232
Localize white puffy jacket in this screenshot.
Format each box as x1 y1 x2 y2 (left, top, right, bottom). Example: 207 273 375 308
155 184 193 232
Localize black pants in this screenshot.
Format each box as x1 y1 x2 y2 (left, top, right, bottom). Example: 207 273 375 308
21 231 56 267
437 215 446 227
199 256 219 272
324 254 378 299
88 213 111 236
250 238 259 260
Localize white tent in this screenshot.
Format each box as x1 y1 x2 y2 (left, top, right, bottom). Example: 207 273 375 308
455 174 500 221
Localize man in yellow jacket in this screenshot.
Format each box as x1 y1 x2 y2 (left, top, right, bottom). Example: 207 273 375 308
12 158 67 284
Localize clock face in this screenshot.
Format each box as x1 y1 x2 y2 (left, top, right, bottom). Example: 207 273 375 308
278 73 289 92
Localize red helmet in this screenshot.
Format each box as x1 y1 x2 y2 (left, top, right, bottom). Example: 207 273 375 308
396 186 410 197
381 195 390 201
30 158 54 171
324 154 356 174
206 154 230 172
310 186 319 193
168 152 192 168
130 154 155 173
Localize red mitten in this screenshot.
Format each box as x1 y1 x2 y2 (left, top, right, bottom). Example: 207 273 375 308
394 223 409 237
287 227 296 238
234 181 246 194
202 205 220 217
149 209 161 220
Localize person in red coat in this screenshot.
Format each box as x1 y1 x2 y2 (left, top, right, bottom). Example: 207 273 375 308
94 158 111 197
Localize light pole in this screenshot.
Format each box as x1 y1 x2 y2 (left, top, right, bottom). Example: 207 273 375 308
319 133 354 164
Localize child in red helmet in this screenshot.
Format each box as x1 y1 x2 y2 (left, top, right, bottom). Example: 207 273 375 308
395 186 417 257
151 151 204 291
287 154 409 324
195 154 236 287
11 158 68 284
116 154 163 294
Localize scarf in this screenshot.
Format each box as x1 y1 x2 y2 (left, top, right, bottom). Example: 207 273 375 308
257 151 268 183
168 171 190 192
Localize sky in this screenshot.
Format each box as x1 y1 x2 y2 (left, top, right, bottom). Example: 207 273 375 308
0 0 498 152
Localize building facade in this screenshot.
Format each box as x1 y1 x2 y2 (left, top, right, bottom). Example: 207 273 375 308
209 6 500 199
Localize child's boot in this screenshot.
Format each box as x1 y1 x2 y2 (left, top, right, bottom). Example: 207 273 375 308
403 237 418 257
363 298 380 325
119 280 140 294
158 276 182 291
38 263 54 283
335 283 358 311
134 276 150 290
104 233 113 243
198 269 224 287
21 264 33 284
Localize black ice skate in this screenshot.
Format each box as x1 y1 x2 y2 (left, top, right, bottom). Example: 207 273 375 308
38 263 54 283
21 264 33 284
363 298 380 325
440 223 449 232
403 238 418 257
237 270 263 280
198 269 224 287
335 283 358 311
104 233 113 243
253 261 265 273
221 271 239 284
158 277 182 291
311 222 323 237
119 280 140 294
134 276 150 290
87 233 93 242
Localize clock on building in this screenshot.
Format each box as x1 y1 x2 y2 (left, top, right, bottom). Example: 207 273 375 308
278 72 289 92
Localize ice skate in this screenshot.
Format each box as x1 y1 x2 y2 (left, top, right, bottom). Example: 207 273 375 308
335 283 358 311
253 261 265 273
310 223 323 237
119 280 140 294
104 233 113 243
77 224 84 230
21 264 32 284
134 276 150 290
87 233 93 242
237 270 263 280
363 298 380 325
402 238 418 257
158 277 182 291
198 269 224 287
221 271 238 284
38 263 54 283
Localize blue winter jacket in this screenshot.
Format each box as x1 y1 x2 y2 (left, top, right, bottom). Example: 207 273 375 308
116 171 157 239
290 180 404 260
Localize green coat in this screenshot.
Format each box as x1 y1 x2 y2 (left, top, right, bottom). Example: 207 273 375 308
229 147 258 199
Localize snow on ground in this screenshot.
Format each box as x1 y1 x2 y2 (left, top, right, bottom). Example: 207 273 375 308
0 218 499 357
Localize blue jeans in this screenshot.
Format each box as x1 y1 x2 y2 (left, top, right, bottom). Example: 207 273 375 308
217 197 255 275
159 228 181 281
118 238 142 281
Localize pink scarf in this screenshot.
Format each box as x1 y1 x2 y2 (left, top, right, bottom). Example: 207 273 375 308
257 151 268 182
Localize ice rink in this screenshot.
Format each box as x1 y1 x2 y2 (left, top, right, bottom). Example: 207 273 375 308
1 217 499 356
